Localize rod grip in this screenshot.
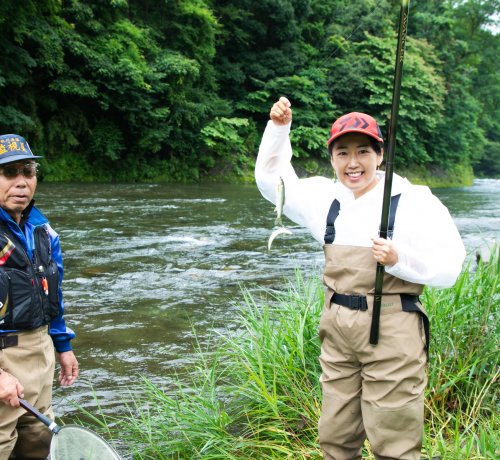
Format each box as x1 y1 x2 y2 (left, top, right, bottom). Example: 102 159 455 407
19 399 61 433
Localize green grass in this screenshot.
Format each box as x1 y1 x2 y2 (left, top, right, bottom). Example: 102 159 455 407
89 245 499 459
421 244 499 459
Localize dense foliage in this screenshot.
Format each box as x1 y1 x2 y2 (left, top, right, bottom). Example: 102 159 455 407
0 0 498 182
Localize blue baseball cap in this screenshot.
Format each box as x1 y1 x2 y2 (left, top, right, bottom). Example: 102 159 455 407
0 134 43 165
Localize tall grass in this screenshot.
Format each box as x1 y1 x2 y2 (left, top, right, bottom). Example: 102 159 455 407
97 246 498 459
422 244 499 459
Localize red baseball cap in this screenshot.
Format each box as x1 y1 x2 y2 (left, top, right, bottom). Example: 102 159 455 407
327 112 384 150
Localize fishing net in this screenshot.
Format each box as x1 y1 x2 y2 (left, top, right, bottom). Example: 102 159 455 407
49 425 121 460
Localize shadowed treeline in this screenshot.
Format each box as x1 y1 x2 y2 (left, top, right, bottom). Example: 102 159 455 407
0 1 498 183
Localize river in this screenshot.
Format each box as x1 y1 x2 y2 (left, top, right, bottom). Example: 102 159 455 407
34 179 498 420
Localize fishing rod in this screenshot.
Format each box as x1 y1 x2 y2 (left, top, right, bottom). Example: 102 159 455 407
370 0 410 345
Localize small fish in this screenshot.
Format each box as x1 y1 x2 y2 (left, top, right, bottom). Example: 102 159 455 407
274 177 285 227
267 177 293 250
268 227 293 251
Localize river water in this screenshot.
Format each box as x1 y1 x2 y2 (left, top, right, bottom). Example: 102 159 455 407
35 179 498 420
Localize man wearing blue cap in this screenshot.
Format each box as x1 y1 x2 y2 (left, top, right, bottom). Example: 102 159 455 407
0 134 79 459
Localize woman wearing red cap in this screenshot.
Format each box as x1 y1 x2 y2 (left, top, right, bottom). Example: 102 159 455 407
255 97 465 459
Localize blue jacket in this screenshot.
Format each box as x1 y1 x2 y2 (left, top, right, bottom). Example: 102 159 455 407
0 202 75 352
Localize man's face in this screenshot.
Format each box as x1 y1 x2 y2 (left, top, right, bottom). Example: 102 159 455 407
0 161 38 223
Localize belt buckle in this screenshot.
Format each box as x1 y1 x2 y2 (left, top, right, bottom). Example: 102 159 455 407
350 295 367 311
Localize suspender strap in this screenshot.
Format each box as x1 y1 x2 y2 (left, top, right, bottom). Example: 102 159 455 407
385 193 401 240
324 199 340 244
401 294 430 356
324 194 401 244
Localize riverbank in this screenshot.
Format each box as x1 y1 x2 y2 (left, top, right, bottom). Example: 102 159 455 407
289 159 477 188
85 246 499 459
38 155 480 187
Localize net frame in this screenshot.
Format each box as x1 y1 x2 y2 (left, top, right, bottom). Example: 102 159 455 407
49 425 122 460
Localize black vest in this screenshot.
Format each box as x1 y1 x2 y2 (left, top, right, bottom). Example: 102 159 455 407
0 224 60 330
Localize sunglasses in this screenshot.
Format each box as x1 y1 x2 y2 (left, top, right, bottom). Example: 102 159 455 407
0 163 39 179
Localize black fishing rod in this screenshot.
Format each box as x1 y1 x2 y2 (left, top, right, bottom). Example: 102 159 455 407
370 0 410 345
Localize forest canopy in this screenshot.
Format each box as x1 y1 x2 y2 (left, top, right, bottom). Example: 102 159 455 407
0 0 498 182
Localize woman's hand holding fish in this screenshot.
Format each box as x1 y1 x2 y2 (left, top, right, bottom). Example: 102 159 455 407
270 97 292 126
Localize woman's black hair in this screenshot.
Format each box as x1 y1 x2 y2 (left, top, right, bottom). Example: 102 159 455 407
369 138 384 155
329 135 384 155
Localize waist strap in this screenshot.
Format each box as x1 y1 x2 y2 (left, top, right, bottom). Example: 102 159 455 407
330 293 429 355
0 334 18 350
332 293 368 310
331 293 420 311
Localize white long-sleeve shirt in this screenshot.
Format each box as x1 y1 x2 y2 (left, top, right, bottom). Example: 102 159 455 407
255 121 466 288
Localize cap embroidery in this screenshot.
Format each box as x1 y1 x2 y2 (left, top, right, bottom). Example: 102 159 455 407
0 134 41 164
339 116 369 133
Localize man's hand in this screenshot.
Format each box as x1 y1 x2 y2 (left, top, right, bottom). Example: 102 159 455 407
0 370 24 407
270 97 292 126
57 351 79 386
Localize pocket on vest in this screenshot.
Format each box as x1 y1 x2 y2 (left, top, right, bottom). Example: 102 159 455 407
46 260 60 318
1 269 38 329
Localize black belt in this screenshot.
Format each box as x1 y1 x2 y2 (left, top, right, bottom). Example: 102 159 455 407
0 335 18 350
331 293 420 311
331 293 368 310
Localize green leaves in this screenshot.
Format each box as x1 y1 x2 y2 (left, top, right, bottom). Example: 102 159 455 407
0 0 497 180
201 117 257 177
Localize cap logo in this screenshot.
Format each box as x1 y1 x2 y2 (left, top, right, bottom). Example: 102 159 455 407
0 137 28 157
0 134 43 165
338 116 369 133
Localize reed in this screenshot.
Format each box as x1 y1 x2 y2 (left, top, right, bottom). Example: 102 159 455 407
422 244 499 459
99 247 498 459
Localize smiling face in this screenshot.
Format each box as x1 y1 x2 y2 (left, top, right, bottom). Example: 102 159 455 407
330 132 383 198
0 161 37 223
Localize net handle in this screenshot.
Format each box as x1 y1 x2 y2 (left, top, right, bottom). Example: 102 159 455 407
19 398 61 433
21 399 123 459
